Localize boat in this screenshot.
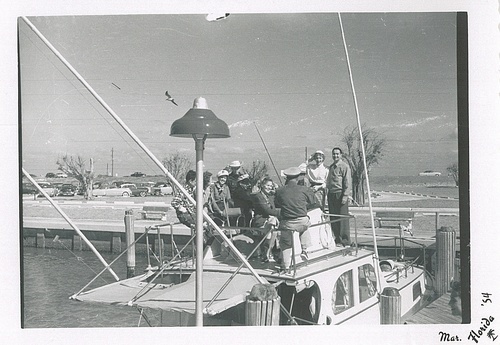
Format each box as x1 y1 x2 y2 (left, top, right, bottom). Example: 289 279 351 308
72 207 430 326
20 14 434 327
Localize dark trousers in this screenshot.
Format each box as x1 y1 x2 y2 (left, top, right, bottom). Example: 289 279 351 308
327 191 350 245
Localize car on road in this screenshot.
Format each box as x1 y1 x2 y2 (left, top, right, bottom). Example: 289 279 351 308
37 182 58 197
137 181 156 194
120 183 149 197
22 182 38 195
418 170 442 176
152 182 173 196
55 172 68 178
58 183 78 196
93 186 133 197
130 172 146 177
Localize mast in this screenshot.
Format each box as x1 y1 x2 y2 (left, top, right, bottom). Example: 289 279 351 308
254 122 283 186
337 13 382 291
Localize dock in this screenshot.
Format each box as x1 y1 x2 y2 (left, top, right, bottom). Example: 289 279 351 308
404 292 462 324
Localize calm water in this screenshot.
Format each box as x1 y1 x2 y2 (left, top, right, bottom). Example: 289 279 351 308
22 246 154 328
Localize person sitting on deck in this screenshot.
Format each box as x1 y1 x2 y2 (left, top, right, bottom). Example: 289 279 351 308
250 177 281 262
171 170 197 229
274 167 319 273
206 169 234 225
171 170 213 246
232 173 254 227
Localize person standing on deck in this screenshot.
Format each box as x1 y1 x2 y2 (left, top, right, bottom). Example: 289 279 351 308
326 147 352 247
226 160 247 195
306 150 328 208
275 167 318 273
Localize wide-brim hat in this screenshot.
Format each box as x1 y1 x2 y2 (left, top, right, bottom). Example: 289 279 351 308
217 170 229 177
314 150 325 157
229 160 242 168
283 166 301 178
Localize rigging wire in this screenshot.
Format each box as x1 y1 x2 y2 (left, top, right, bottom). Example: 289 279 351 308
52 235 109 284
337 13 383 292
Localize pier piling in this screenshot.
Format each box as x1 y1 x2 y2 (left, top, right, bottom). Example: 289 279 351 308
245 284 280 326
380 287 401 324
436 226 456 294
124 209 136 278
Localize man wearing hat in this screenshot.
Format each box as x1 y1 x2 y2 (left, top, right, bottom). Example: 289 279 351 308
297 162 308 186
226 160 247 195
232 173 253 226
307 150 329 208
274 166 318 273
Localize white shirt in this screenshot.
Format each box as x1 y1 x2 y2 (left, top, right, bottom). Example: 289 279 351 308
306 162 328 188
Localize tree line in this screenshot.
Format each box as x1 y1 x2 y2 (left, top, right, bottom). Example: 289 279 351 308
54 125 459 202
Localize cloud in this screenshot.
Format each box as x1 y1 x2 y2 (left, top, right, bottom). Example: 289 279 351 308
379 114 448 128
229 120 254 129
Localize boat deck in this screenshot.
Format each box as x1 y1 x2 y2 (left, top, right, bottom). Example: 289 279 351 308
201 244 374 282
403 292 461 324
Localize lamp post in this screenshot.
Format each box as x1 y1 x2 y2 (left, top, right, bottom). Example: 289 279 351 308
170 97 230 326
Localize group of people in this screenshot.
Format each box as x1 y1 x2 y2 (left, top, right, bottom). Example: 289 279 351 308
170 149 352 273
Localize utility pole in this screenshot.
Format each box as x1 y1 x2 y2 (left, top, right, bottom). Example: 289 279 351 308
111 147 114 177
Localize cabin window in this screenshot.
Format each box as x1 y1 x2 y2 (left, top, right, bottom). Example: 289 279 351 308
331 270 353 314
412 281 422 301
358 264 377 303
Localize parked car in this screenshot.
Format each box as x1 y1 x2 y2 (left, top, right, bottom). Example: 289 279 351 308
93 186 132 197
130 172 146 177
152 182 173 196
22 182 38 195
418 170 442 176
110 181 127 188
137 181 156 194
55 172 68 178
37 182 58 197
120 183 149 197
45 172 56 178
58 183 78 196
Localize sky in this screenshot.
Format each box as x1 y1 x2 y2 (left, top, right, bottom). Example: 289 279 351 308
19 12 459 178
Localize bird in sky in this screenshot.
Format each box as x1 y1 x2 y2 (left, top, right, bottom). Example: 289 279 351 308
165 91 178 106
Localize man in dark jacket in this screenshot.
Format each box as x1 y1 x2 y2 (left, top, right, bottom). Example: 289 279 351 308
275 167 318 273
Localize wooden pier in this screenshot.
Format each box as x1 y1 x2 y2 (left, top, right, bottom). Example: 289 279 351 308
403 292 462 324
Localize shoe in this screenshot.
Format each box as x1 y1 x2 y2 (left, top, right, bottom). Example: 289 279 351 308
262 256 275 263
300 251 309 260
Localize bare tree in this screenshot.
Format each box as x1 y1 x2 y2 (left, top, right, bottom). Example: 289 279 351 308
56 155 94 200
161 152 194 190
447 162 459 186
341 125 386 205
